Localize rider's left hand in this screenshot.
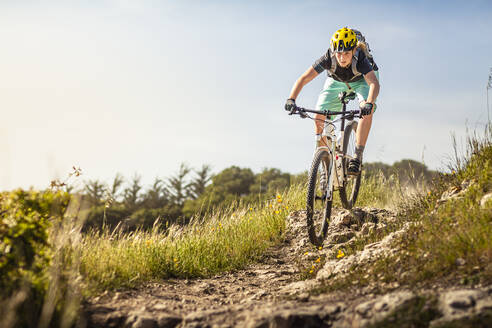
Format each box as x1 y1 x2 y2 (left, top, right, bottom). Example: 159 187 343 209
359 101 374 116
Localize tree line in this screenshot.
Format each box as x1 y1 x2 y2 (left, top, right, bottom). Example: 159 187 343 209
78 159 436 232
80 164 305 231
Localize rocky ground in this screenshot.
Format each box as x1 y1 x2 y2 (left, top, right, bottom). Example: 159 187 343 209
83 207 492 327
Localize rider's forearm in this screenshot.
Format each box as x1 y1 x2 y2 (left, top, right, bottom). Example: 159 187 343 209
289 77 309 100
289 67 318 99
366 82 379 104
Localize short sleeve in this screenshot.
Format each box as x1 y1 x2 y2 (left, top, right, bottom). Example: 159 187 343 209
312 52 331 74
356 51 373 75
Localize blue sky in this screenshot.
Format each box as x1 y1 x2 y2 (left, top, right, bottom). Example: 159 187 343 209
1 0 491 190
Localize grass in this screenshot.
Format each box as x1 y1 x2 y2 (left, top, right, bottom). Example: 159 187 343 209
315 126 492 293
79 163 408 293
79 184 306 292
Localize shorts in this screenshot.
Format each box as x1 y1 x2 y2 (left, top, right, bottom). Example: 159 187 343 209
315 71 380 120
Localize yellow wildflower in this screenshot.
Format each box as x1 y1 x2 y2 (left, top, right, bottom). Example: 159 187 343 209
315 257 321 263
337 249 345 259
249 207 253 211
173 258 178 262
304 251 309 256
318 246 322 250
275 210 280 214
277 199 282 203
309 269 314 274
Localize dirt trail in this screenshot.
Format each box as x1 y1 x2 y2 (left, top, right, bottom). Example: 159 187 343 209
84 208 492 328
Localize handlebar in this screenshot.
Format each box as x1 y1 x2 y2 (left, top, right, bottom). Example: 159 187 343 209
288 106 362 120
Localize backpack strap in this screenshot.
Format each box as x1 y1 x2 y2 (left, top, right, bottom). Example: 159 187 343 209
350 48 362 79
328 48 362 84
329 50 343 81
330 50 337 73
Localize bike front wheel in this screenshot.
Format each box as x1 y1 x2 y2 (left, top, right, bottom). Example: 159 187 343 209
339 121 362 209
306 149 333 246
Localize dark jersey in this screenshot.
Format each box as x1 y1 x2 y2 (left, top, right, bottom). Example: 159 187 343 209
312 49 379 83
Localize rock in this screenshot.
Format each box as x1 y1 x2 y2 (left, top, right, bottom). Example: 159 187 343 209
430 288 492 327
330 210 353 227
322 303 343 316
455 258 466 266
152 303 167 311
297 292 310 302
156 315 182 328
331 231 355 244
247 307 330 328
480 192 492 208
441 289 479 312
360 222 375 235
438 184 470 204
124 315 157 328
355 301 373 317
348 291 416 327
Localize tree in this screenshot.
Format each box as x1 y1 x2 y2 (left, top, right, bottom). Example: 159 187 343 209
84 179 105 206
142 177 169 209
109 173 125 201
209 166 255 197
167 163 192 207
123 173 143 210
249 168 290 195
189 164 212 199
182 166 255 217
392 159 431 184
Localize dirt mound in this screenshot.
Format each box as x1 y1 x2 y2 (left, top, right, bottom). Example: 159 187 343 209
83 208 492 327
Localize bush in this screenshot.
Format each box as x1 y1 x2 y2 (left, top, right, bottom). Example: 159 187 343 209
0 189 70 327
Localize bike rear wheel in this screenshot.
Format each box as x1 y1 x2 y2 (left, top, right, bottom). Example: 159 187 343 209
339 121 362 209
306 149 333 246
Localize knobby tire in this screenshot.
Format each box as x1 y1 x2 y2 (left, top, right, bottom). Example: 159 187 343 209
339 121 362 209
306 149 333 246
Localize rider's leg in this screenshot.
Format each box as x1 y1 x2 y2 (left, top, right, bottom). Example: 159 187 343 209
354 109 373 162
314 77 344 148
356 108 373 146
315 114 329 147
350 71 379 163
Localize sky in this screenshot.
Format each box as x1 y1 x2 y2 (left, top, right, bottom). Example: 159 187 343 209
1 0 492 190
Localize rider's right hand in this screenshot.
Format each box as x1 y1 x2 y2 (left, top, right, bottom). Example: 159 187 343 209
285 98 296 112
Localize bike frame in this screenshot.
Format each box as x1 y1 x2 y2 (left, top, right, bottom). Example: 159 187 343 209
289 90 361 201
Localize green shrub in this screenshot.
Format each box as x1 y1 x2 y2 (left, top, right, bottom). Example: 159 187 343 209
0 189 70 327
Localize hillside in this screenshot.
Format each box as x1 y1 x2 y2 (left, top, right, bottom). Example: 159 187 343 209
1 132 491 327
83 131 492 327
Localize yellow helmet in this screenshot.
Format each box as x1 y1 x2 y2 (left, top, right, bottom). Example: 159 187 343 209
330 27 357 52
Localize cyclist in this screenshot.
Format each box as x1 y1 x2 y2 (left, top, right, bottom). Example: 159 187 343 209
285 27 380 175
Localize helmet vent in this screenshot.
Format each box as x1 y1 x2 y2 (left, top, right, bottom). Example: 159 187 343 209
335 34 339 38
344 33 348 38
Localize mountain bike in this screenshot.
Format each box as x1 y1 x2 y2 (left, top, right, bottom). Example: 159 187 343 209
287 90 363 246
